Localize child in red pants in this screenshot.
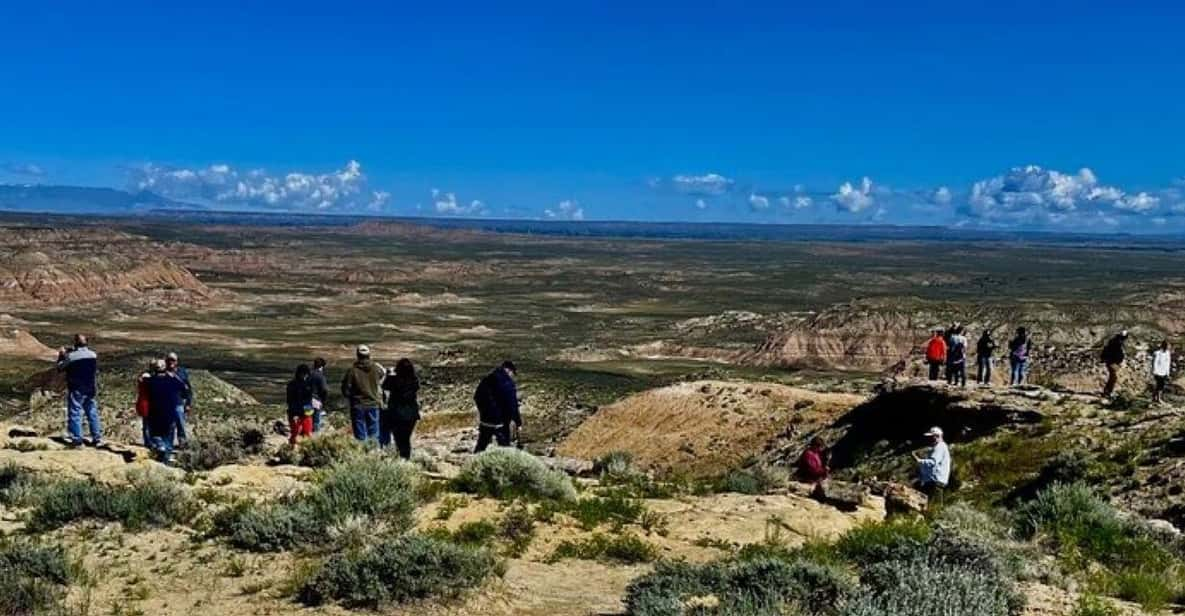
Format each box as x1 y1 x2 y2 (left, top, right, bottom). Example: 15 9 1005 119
286 364 315 444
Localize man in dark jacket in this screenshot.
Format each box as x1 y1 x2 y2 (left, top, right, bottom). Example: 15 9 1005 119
341 345 384 442
165 352 193 447
976 331 997 385
147 359 187 462
1101 330 1129 397
309 357 330 432
57 334 103 447
473 361 522 453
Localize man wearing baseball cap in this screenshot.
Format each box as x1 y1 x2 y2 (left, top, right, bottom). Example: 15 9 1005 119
913 426 951 508
340 344 384 442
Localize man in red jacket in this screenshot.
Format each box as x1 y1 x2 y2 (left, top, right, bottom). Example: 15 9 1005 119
925 328 948 381
796 436 830 484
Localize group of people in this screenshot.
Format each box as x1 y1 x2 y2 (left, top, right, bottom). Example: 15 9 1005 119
133 352 194 461
283 344 522 460
925 325 1033 387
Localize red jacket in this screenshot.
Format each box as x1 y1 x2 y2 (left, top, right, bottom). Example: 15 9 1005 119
796 448 829 482
926 336 948 363
135 375 151 417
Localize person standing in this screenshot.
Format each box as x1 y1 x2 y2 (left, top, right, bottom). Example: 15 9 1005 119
381 358 421 459
473 361 522 453
340 345 384 443
309 357 330 433
976 330 997 385
925 329 947 381
286 364 315 444
165 352 193 448
946 326 968 387
913 426 951 509
57 334 103 448
1008 327 1031 386
147 359 186 463
135 361 157 447
1152 340 1171 404
1101 331 1129 397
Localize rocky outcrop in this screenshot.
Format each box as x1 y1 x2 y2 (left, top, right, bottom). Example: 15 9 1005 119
0 327 55 361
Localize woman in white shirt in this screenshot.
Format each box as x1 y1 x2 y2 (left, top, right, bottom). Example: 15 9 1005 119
1153 341 1172 404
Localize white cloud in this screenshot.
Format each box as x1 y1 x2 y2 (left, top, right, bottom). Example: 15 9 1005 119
932 186 952 205
130 160 388 211
672 173 735 196
832 177 875 213
794 195 813 209
748 193 770 210
544 199 585 221
2 162 46 177
966 165 1156 220
1115 192 1159 212
431 189 486 216
695 198 708 210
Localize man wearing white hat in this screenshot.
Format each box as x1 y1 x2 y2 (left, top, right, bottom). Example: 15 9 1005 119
340 345 384 442
913 426 951 508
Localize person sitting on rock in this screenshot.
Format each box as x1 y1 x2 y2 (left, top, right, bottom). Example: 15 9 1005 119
1101 330 1129 397
925 329 947 381
286 364 315 445
147 358 186 463
912 426 951 509
795 436 830 484
56 334 103 448
1152 340 1171 404
1008 327 1031 386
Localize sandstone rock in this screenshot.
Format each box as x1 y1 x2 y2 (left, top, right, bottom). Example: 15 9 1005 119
878 481 928 515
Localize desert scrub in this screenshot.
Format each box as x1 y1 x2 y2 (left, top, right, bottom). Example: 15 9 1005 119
276 433 367 468
844 558 1017 616
28 469 196 531
626 557 855 616
0 539 77 616
213 455 420 552
548 533 658 564
0 463 43 507
715 464 786 495
451 448 576 501
499 501 536 557
1072 594 1121 616
834 517 932 563
176 422 267 471
296 534 499 608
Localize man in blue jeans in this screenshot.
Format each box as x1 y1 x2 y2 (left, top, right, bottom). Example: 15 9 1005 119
340 345 384 442
57 334 103 447
147 360 186 463
165 352 193 447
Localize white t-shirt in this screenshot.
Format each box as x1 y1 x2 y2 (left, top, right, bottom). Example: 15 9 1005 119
1153 349 1172 377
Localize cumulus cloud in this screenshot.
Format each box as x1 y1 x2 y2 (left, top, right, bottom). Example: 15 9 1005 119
932 186 952 206
967 165 1146 218
832 177 875 213
2 162 46 177
130 160 391 211
430 189 486 217
695 198 708 210
671 173 735 196
748 193 770 211
544 199 585 221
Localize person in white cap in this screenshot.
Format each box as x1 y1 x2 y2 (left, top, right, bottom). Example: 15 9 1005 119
340 344 384 442
913 426 951 508
165 351 193 447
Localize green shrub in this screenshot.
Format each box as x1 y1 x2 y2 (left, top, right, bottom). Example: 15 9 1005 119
452 449 577 501
0 539 76 616
835 517 932 563
289 433 367 468
1072 594 1121 616
595 450 636 480
716 465 785 495
0 464 42 507
296 534 499 608
844 559 1015 616
499 501 536 557
451 520 499 546
28 470 195 531
548 533 658 564
176 423 267 471
566 492 647 531
626 557 856 616
213 500 316 552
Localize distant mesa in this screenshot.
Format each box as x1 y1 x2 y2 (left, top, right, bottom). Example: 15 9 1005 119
0 184 206 214
0 327 56 361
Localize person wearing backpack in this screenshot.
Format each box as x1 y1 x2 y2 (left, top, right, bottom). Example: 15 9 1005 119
1101 330 1129 397
945 326 968 387
976 330 997 385
1008 327 1031 386
924 329 947 381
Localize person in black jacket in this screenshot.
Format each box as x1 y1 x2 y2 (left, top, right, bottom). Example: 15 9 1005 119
473 360 522 453
146 359 187 463
309 357 330 433
381 358 421 459
286 364 314 445
1101 330 1129 397
976 331 997 385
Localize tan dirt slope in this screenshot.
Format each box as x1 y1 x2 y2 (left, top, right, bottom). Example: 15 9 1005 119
556 380 864 477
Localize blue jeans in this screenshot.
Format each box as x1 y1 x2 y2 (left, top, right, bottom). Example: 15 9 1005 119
313 408 324 433
66 390 102 445
1010 358 1027 385
169 404 189 445
351 406 380 442
151 434 174 462
141 417 152 447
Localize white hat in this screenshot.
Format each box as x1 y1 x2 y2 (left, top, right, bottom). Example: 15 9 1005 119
356 344 371 357
166 351 179 361
924 426 944 438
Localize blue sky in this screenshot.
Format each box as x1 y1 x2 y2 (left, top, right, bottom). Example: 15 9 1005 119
2 1 1184 229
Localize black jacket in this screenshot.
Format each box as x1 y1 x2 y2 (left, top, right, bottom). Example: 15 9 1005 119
286 378 314 417
976 335 996 358
382 373 421 421
1101 336 1127 364
474 369 520 427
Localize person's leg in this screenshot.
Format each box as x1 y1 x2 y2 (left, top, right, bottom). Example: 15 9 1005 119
1104 363 1118 396
395 419 415 460
172 404 188 446
365 407 381 443
142 417 152 447
299 415 313 440
350 407 367 441
928 361 938 381
494 424 512 447
378 411 393 448
985 358 993 384
84 395 102 444
474 425 493 453
959 364 966 387
312 408 322 433
65 391 83 445
288 416 299 445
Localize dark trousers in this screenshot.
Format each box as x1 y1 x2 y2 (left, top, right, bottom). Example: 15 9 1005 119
380 415 417 459
928 361 942 381
1154 375 1168 400
920 481 946 509
1104 363 1120 396
474 424 511 453
946 362 966 387
976 356 992 384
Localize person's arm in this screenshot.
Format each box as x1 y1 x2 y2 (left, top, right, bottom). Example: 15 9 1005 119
500 379 522 427
182 368 194 408
340 371 352 400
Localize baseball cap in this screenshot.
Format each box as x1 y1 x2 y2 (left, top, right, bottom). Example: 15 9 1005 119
924 426 944 438
166 352 179 361
356 344 371 357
